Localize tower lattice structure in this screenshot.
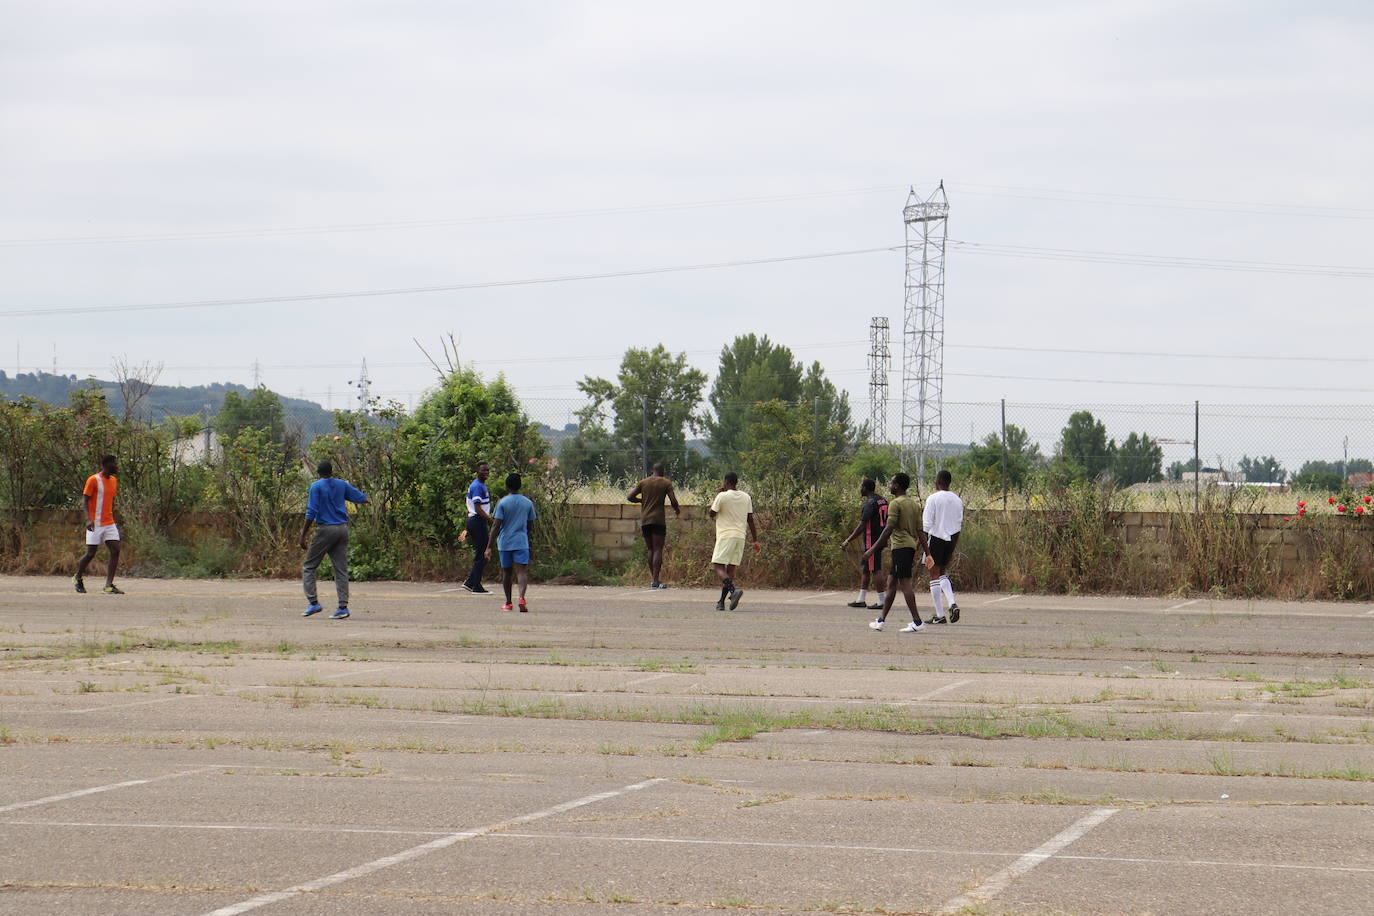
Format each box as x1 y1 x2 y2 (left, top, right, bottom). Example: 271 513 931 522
868 317 891 444
900 182 949 489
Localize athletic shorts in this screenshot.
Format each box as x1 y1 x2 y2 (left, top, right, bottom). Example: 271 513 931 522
890 547 917 579
499 548 530 568
927 536 955 568
641 523 667 538
86 524 121 546
711 537 745 566
865 547 885 573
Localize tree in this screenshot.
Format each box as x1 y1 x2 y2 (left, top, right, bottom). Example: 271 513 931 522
1053 411 1114 482
1168 457 1201 481
846 443 903 484
704 335 805 468
571 345 707 478
736 362 856 487
391 367 547 545
215 387 285 444
952 423 1043 488
1238 455 1286 484
1291 460 1345 492
1113 432 1164 486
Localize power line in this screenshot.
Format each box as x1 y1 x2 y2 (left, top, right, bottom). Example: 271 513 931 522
0 186 907 248
22 339 868 373
5 180 1368 250
950 240 1374 278
945 371 1374 394
958 182 1374 219
0 246 897 319
948 343 1374 365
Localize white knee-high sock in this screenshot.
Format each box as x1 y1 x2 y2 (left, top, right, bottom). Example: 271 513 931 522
929 582 947 617
939 575 957 606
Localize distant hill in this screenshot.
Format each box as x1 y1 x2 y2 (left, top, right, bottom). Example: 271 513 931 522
0 371 336 438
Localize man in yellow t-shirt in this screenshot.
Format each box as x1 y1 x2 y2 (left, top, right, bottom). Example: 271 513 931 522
708 472 760 611
863 471 928 632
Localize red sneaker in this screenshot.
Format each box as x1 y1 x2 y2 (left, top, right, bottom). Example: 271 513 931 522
500 603 514 611
518 598 528 613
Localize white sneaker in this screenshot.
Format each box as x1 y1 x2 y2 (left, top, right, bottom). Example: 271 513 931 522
900 621 925 632
868 619 884 630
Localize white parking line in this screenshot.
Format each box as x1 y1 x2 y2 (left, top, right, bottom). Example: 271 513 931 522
65 694 202 715
1362 608 1374 617
784 591 840 603
3 818 448 837
0 767 216 815
318 664 404 680
201 777 664 916
621 673 680 687
1166 599 1200 613
980 595 1016 606
938 807 1119 914
489 830 1374 875
909 679 974 702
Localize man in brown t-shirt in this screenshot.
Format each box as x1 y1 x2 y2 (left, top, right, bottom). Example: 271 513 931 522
627 463 681 589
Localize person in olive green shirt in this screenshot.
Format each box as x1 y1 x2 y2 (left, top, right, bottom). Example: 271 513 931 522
863 472 929 632
627 463 681 589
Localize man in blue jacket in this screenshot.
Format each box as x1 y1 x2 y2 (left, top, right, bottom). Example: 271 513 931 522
298 460 368 619
461 462 493 594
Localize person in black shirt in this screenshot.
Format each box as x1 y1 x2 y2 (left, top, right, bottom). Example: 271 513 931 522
840 478 888 610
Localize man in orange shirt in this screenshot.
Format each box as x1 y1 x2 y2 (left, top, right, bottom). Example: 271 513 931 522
75 455 124 594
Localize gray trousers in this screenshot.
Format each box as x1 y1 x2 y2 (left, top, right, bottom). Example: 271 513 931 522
303 524 350 607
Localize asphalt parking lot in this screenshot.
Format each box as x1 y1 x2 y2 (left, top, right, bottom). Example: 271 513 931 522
2 577 1371 915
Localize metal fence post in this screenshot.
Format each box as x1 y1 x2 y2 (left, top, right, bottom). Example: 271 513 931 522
1194 400 1200 513
1001 398 1008 511
813 396 821 487
641 394 649 476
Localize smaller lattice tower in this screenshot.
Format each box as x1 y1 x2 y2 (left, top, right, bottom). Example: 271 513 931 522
867 317 891 443
349 359 372 414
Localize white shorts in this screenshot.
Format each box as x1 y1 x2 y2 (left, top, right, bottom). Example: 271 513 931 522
86 524 121 546
711 537 745 566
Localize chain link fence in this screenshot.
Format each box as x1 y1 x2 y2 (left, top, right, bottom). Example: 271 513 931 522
246 396 1374 514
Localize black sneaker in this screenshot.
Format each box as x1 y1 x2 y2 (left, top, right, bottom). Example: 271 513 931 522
728 588 744 610
74 576 86 594
460 582 474 593
472 586 491 594
103 584 125 595
948 603 960 623
866 602 884 610
927 615 947 624
846 600 867 608
714 600 726 611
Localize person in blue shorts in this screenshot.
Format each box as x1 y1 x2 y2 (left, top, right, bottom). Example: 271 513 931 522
484 472 536 612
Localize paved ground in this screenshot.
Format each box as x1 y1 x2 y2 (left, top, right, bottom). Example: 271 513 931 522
1 576 1371 915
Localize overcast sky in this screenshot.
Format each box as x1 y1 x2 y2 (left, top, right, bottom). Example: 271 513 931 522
3 1 1372 460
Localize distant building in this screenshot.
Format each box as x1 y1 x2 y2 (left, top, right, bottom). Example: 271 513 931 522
171 428 220 464
1349 472 1373 488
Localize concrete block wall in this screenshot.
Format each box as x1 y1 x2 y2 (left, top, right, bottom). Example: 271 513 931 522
570 503 707 563
2 505 1355 581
